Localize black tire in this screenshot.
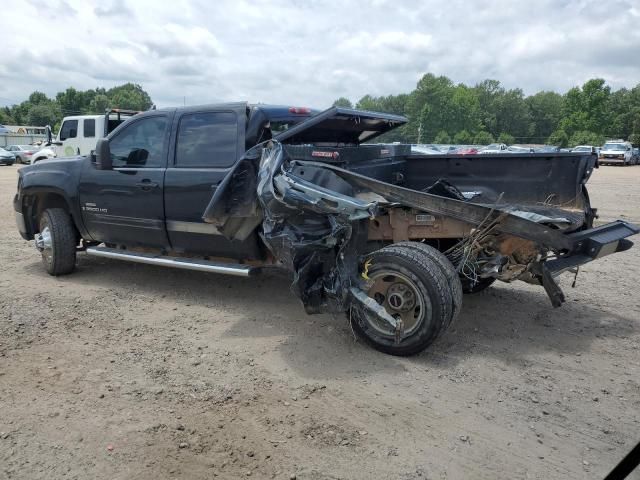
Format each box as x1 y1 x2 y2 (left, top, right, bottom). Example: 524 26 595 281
350 244 453 356
385 241 462 327
38 208 77 276
461 276 496 294
15 156 22 164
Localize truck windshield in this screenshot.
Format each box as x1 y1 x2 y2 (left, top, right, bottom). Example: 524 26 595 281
602 143 625 151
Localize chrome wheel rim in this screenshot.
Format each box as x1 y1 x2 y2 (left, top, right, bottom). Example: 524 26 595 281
366 271 430 337
35 226 53 265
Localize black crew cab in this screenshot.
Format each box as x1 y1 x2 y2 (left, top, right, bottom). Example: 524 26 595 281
14 102 639 356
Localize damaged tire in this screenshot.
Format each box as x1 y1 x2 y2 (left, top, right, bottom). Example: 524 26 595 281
350 244 453 356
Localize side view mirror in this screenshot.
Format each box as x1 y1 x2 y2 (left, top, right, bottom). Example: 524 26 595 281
93 138 112 170
45 125 63 145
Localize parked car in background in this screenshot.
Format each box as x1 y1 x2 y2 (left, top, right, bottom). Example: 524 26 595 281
632 147 640 164
0 147 16 165
479 143 508 154
571 145 597 154
455 146 479 155
534 145 561 153
599 140 634 165
411 144 442 155
0 124 11 134
5 145 40 164
507 145 534 153
31 146 56 163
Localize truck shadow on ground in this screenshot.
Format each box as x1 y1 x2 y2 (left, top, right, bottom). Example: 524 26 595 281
25 255 639 379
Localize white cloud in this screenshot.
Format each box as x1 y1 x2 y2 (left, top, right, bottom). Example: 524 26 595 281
2 0 639 109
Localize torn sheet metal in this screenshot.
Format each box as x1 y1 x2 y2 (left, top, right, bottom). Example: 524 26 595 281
204 141 638 313
292 160 575 251
256 143 368 313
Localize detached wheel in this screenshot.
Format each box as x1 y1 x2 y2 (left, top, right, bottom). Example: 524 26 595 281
350 244 453 356
37 208 77 276
461 276 495 294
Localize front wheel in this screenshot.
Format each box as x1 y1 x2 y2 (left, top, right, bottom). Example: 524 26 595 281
37 208 77 276
349 244 454 356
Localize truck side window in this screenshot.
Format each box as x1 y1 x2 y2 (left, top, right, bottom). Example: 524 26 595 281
175 112 237 168
84 119 96 138
59 120 78 141
109 116 167 168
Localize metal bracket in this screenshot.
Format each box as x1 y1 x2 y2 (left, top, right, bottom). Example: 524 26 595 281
349 287 405 344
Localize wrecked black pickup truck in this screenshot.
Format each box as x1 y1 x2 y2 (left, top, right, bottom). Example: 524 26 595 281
14 103 640 355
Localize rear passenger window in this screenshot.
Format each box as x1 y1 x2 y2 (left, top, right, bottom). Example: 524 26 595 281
84 119 95 138
59 120 78 141
175 112 237 168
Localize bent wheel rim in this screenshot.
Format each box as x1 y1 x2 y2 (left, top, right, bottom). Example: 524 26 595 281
366 270 431 337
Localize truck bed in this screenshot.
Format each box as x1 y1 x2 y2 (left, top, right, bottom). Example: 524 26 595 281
284 146 597 232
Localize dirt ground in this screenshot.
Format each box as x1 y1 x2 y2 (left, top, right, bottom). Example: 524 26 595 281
1 163 639 480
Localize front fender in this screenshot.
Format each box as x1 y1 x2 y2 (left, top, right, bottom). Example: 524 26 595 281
17 157 89 239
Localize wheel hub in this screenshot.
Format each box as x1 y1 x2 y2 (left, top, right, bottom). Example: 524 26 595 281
386 283 416 312
366 272 426 337
35 226 53 266
35 227 52 252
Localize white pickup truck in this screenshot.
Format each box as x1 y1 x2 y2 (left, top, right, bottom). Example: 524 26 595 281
599 140 635 166
50 109 139 157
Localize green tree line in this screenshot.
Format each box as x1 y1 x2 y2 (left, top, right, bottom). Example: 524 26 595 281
334 74 640 147
0 83 153 131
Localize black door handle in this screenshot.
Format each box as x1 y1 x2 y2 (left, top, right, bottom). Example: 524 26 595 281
135 179 159 190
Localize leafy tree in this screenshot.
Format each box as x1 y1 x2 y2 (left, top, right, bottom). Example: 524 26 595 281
453 129 473 144
27 104 58 126
333 97 353 108
497 133 515 144
561 79 611 136
548 129 569 148
526 91 563 141
107 83 153 111
6 75 640 148
433 130 451 144
28 91 50 106
89 94 110 114
473 79 502 135
4 83 154 129
494 88 533 139
568 131 604 147
473 131 494 145
56 87 86 115
406 74 455 141
0 107 15 125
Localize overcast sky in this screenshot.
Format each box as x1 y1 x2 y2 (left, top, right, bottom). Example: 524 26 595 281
2 0 639 109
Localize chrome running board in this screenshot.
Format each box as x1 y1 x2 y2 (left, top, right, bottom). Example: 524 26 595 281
86 246 257 277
